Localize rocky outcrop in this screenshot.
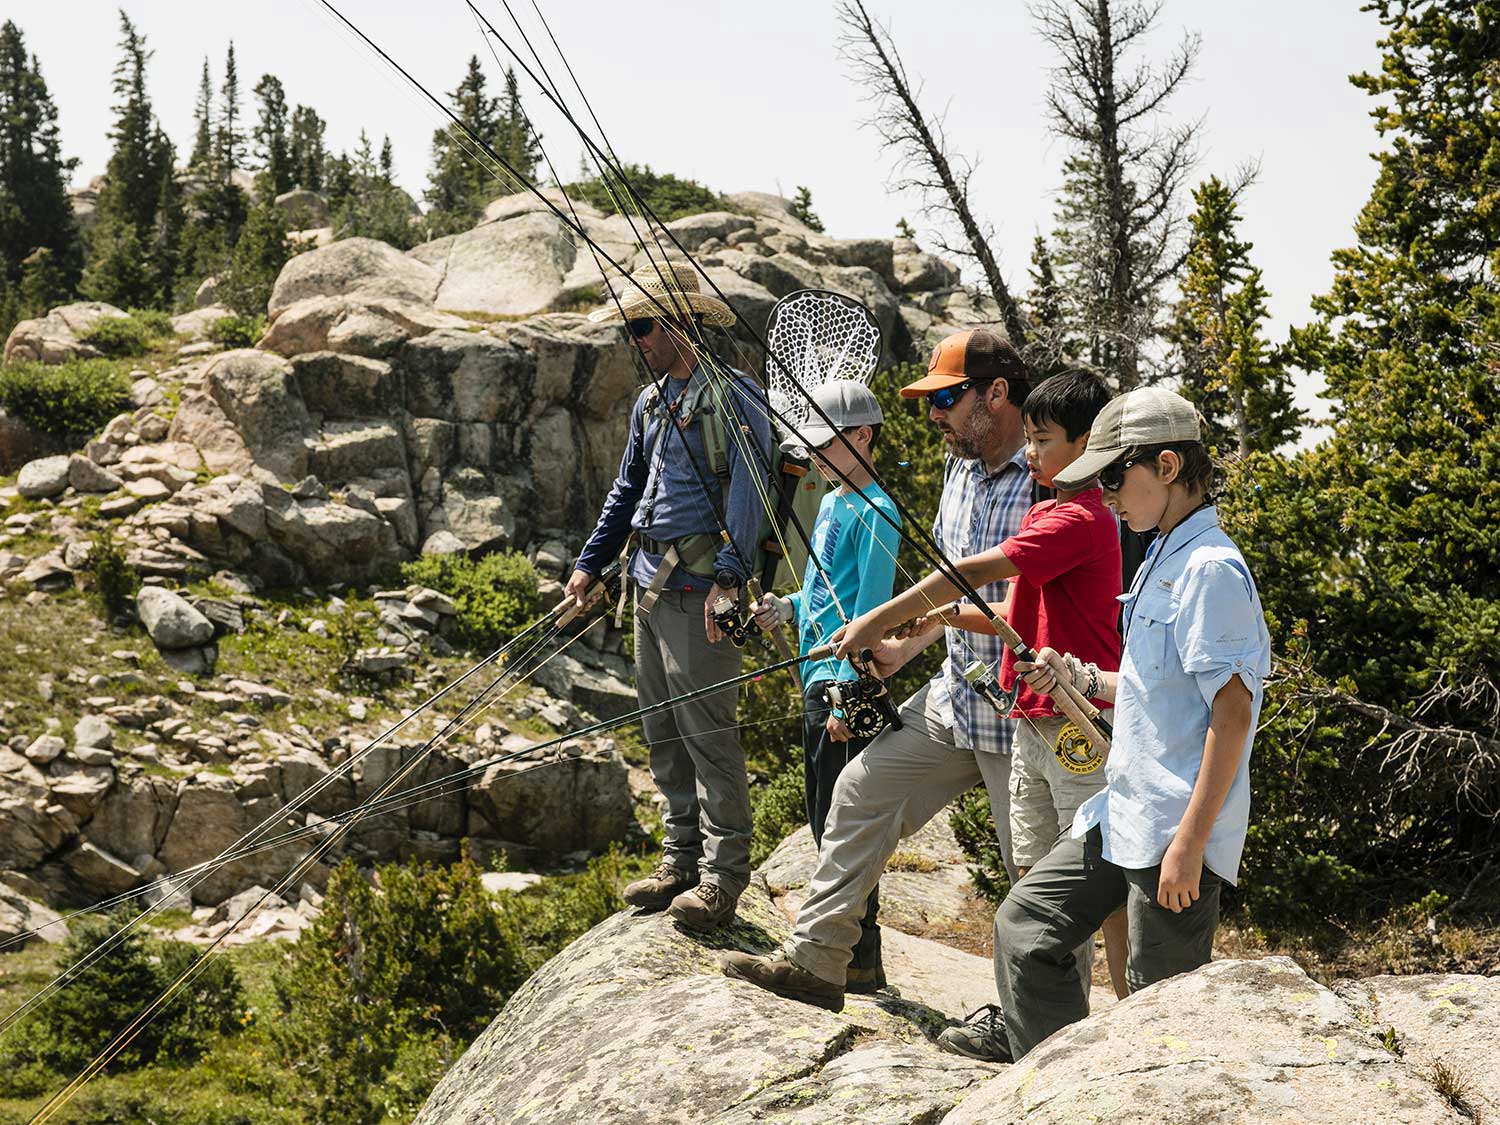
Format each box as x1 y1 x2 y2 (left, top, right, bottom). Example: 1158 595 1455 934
2 301 130 365
414 879 1003 1125
417 889 1500 1125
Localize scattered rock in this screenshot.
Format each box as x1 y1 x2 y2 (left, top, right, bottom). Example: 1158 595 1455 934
67 453 123 493
480 872 544 894
16 454 72 499
24 734 65 764
137 587 215 649
74 715 114 751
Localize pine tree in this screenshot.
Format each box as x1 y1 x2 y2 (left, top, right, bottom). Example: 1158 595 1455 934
1023 235 1075 376
789 186 825 232
1219 0 1500 902
216 42 243 180
334 130 416 248
288 104 326 191
1170 177 1302 455
253 73 293 197
189 57 214 173
895 217 917 240
149 126 185 306
83 10 174 308
425 57 501 235
495 66 540 182
379 134 394 182
220 195 289 317
0 19 82 299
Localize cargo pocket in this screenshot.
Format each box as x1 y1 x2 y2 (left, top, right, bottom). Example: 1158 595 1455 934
1128 590 1179 682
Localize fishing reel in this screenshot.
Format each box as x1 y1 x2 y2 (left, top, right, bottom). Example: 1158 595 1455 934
820 651 902 738
963 659 1017 718
711 595 762 648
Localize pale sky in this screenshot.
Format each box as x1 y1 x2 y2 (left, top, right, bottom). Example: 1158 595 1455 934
11 1 1387 423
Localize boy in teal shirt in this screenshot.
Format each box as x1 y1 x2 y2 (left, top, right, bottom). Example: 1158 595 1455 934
754 379 901 991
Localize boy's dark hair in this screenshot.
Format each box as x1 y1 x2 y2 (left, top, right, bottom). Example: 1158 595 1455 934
1127 441 1215 496
1022 370 1113 440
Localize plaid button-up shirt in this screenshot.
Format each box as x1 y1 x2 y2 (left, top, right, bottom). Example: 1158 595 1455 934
927 447 1032 754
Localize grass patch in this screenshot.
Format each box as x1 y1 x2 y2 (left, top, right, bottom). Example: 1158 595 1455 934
888 850 941 874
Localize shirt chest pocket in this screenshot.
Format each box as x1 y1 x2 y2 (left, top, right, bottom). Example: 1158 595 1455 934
1127 589 1180 682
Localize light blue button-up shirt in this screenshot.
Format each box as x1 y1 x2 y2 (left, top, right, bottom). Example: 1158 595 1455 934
1071 506 1271 884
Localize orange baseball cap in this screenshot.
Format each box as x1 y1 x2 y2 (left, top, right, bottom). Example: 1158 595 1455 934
899 328 1022 397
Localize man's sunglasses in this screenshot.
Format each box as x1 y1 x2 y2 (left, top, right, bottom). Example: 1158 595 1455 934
626 317 658 339
925 379 989 410
1098 456 1147 492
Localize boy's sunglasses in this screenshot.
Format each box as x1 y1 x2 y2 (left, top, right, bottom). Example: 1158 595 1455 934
1098 456 1147 492
924 379 988 411
626 317 658 339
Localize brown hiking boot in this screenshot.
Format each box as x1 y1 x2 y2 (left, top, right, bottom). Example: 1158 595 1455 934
721 950 845 1013
844 965 889 995
667 882 738 931
623 860 697 911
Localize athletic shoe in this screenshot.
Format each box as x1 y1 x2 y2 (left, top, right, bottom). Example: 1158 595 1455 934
937 1004 1014 1062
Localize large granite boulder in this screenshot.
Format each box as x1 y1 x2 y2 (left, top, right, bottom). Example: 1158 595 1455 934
202 349 313 482
466 751 633 856
267 237 441 318
409 211 578 317
259 295 468 359
2 301 129 364
945 957 1485 1124
414 880 1001 1125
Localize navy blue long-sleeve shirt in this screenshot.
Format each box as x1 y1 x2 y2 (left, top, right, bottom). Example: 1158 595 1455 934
574 365 772 592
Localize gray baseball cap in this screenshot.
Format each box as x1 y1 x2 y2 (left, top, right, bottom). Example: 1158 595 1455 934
780 379 885 453
1052 386 1202 490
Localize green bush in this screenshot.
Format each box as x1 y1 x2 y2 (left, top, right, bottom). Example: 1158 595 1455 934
77 309 175 358
0 358 131 437
207 314 267 349
949 786 1012 905
400 550 542 651
82 533 140 619
273 850 627 1125
565 162 734 222
749 762 808 866
7 915 246 1075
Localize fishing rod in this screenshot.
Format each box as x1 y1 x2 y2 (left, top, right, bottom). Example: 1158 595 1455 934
2 569 619 1038
323 2 1095 744
448 4 1099 732
21 632 850 1123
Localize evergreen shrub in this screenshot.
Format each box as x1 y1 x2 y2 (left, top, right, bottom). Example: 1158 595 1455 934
78 309 174 357
566 163 733 222
399 550 542 651
0 358 131 437
83 533 140 618
749 762 808 866
949 786 1012 905
207 314 266 349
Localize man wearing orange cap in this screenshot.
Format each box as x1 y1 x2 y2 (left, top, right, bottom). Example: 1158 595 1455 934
724 328 1034 1010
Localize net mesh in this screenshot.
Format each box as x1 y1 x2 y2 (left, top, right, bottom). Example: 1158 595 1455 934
765 289 881 437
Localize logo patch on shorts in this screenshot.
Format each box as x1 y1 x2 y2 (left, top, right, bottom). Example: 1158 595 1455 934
1054 723 1102 774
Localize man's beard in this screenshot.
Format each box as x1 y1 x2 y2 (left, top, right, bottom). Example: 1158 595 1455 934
947 405 994 461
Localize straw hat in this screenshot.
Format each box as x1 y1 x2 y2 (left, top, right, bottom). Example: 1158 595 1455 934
588 260 737 328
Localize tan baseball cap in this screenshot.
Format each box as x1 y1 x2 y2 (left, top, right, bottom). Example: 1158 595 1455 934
1052 386 1202 490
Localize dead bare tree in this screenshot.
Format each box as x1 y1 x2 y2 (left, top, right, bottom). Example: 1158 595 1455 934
1034 0 1201 389
835 1 1030 353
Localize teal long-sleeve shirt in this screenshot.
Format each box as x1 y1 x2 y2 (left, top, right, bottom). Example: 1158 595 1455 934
786 482 902 687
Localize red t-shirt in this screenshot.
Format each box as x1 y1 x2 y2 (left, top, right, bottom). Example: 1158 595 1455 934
998 488 1122 718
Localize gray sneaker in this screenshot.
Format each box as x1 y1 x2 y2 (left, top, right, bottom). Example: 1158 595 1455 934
623 860 697 911
937 1004 1014 1063
667 882 738 931
722 951 845 1013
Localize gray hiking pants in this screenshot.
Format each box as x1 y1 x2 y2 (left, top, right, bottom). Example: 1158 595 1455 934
995 825 1222 1058
785 680 1016 986
634 585 751 895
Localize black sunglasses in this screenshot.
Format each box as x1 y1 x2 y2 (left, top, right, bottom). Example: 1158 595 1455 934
626 317 658 339
925 379 989 411
1098 456 1147 492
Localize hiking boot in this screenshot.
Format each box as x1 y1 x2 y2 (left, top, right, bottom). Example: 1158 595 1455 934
667 882 738 931
623 860 697 911
844 965 889 995
722 951 845 1013
937 1004 1014 1063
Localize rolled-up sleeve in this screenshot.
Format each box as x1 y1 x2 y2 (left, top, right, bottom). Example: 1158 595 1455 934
1175 558 1266 708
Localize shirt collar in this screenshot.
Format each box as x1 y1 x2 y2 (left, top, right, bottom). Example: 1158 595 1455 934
958 444 1028 481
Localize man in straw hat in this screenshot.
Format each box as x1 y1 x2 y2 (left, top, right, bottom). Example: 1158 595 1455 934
723 328 1033 1008
566 261 772 931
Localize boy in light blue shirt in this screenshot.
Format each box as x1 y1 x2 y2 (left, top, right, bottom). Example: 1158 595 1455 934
992 386 1272 1060
754 379 901 991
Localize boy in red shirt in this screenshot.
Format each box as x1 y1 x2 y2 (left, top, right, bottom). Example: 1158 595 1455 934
830 370 1124 1058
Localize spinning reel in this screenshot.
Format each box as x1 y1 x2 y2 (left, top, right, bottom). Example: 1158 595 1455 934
963 659 1017 718
711 595 763 648
820 649 903 738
